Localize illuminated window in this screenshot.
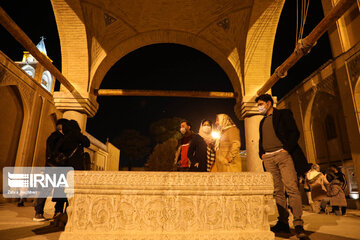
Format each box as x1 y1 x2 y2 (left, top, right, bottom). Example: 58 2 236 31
41 70 53 92
21 65 35 78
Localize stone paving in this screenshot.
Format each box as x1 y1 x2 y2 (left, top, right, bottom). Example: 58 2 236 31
1 202 360 240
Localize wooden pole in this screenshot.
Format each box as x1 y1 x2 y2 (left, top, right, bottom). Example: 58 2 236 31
0 6 77 94
95 89 235 99
257 0 355 96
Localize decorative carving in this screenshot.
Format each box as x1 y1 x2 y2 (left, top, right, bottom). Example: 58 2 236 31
104 12 117 26
217 18 229 30
299 73 340 117
60 172 275 240
68 195 272 231
0 65 35 107
71 171 273 189
317 74 337 97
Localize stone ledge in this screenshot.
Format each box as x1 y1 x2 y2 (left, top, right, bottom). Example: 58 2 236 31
72 171 273 188
60 231 274 240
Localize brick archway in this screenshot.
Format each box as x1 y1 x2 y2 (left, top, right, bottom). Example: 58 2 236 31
51 0 285 103
89 30 243 101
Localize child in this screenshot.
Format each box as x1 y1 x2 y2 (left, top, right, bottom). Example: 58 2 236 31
304 164 327 213
321 172 347 215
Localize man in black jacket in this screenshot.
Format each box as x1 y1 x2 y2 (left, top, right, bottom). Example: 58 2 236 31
256 94 309 239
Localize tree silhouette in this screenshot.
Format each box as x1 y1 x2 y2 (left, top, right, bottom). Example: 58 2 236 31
145 138 178 171
112 129 151 170
149 117 184 143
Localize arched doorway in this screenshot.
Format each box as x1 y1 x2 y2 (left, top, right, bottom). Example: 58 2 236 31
0 86 24 192
310 91 351 167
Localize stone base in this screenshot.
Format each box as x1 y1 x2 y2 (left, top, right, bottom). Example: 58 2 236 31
60 231 274 240
59 171 275 240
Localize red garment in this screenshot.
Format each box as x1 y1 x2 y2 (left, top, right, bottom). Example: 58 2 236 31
180 143 190 168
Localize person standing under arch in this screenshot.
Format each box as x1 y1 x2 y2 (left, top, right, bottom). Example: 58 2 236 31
256 94 308 239
188 119 215 172
214 114 242 172
174 121 194 171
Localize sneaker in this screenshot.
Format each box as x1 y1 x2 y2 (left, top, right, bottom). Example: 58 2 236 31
270 221 290 233
295 225 307 238
33 213 46 222
17 201 24 207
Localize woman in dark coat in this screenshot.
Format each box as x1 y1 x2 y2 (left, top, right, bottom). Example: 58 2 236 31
187 120 213 172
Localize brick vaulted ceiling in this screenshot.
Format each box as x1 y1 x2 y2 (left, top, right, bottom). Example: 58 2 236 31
51 0 285 100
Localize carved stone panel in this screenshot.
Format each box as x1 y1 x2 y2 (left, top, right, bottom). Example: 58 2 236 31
60 171 275 240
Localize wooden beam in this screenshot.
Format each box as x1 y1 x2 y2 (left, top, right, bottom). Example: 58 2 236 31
0 7 77 94
95 89 235 98
257 0 355 96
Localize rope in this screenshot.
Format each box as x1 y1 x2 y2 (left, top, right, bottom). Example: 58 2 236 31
275 66 287 78
295 0 310 50
294 39 314 55
301 0 310 39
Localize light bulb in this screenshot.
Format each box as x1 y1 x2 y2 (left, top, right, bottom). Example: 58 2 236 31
211 131 220 139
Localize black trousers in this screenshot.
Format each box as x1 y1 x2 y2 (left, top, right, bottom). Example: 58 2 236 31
52 187 68 213
35 198 47 215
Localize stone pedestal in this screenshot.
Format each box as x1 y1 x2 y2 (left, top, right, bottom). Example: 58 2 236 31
60 171 275 240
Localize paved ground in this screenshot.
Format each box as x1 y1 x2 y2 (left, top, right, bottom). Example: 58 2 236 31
270 205 360 240
1 202 360 240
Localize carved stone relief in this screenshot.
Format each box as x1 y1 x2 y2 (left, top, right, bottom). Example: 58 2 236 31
60 171 275 240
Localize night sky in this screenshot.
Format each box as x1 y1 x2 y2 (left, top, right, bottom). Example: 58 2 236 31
1 1 331 148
